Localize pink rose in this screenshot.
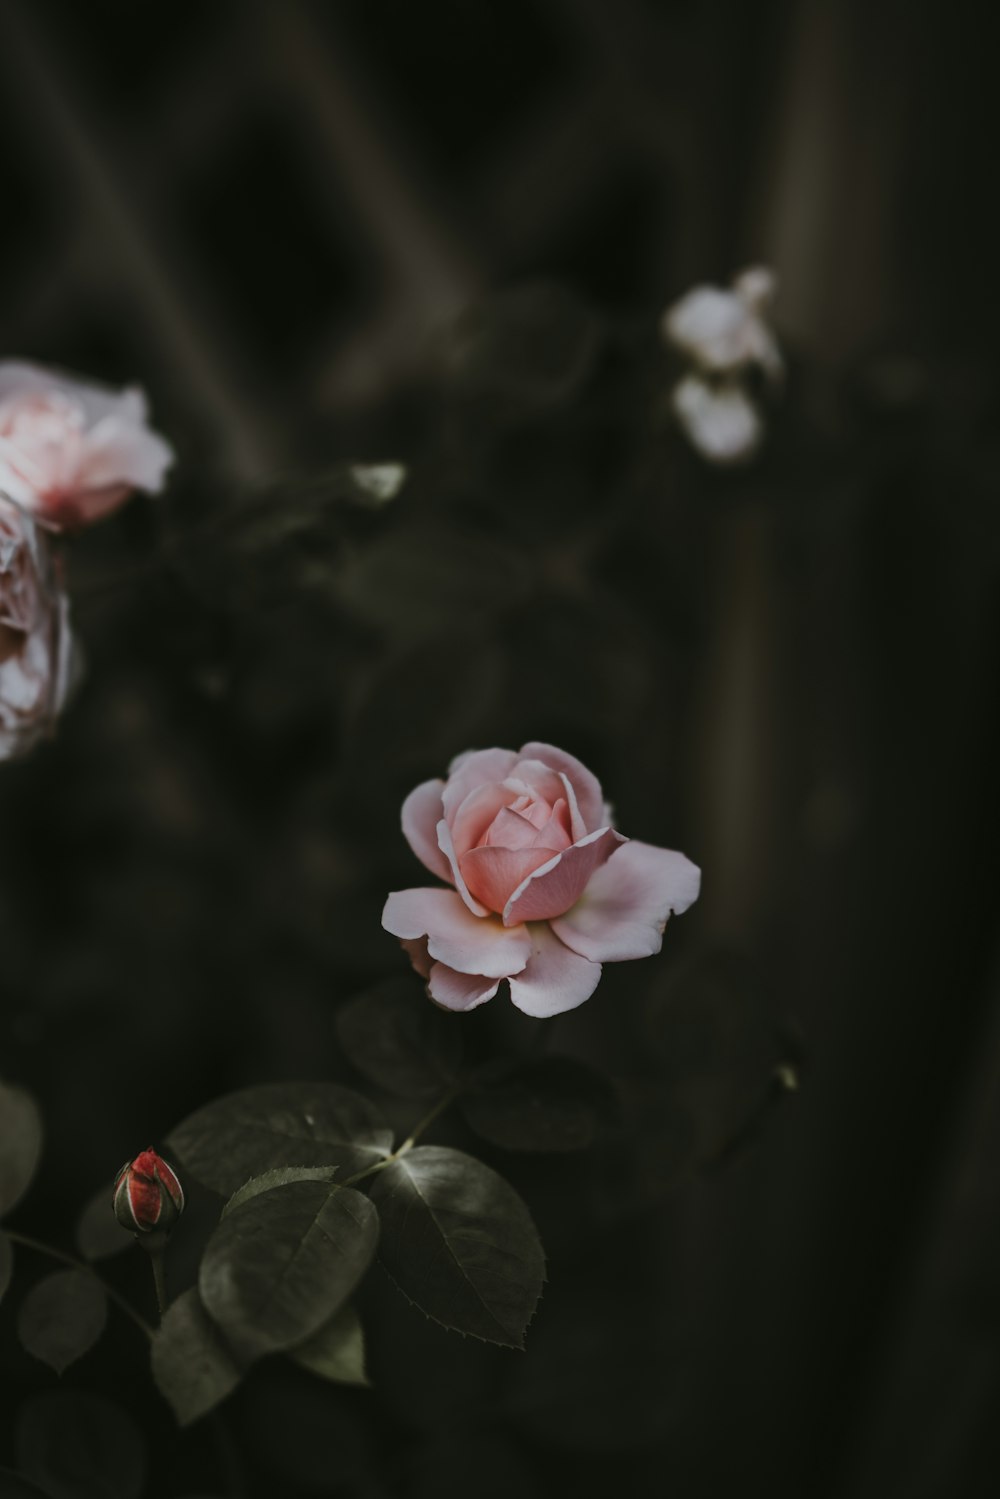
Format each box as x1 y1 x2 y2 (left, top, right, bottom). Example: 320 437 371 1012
0 498 77 761
0 361 174 529
382 744 701 1016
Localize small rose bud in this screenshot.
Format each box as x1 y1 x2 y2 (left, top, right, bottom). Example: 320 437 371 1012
113 1149 185 1236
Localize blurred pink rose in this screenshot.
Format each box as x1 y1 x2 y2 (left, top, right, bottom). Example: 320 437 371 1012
383 744 701 1016
0 498 78 761
0 361 174 530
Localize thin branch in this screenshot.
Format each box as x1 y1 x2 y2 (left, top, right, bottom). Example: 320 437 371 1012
5 1230 154 1338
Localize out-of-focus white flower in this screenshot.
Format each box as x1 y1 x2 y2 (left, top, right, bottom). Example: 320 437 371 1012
662 266 782 380
662 266 782 464
671 376 763 465
349 463 408 505
0 496 78 761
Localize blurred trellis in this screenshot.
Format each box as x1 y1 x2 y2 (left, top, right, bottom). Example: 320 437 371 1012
4 0 989 466
0 0 909 468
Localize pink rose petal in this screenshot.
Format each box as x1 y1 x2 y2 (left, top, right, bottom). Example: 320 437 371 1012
77 412 173 494
557 773 587 842
0 364 143 427
505 788 551 830
482 801 572 855
401 778 451 881
442 748 518 821
507 762 587 843
449 780 517 858
503 827 626 926
542 797 574 848
508 923 602 1017
460 844 558 914
551 840 701 962
383 888 531 978
427 963 499 1012
517 741 605 832
508 758 564 807
483 805 546 851
49 484 132 529
437 819 489 916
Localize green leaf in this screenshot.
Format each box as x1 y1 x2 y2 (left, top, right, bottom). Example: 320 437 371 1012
151 1288 243 1427
222 1165 341 1218
460 1057 616 1153
0 1232 12 1306
167 1081 393 1196
0 1082 43 1217
16 1391 145 1499
290 1301 369 1387
17 1269 108 1374
369 1146 545 1348
75 1183 130 1262
200 1181 379 1362
336 977 464 1100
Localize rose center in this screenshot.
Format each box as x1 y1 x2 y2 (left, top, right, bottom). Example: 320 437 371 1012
457 788 575 915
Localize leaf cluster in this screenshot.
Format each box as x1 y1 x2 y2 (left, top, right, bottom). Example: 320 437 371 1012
155 1071 545 1423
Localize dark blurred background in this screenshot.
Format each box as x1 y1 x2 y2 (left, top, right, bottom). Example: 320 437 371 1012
2 1 1000 1496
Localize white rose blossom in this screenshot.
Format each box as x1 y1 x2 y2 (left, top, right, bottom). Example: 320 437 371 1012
662 267 782 464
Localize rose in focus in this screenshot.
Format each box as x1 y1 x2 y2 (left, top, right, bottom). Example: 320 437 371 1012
383 744 700 1016
0 498 77 761
113 1149 185 1236
0 360 174 529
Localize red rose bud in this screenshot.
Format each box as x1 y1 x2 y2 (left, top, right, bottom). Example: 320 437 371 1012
113 1149 185 1235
